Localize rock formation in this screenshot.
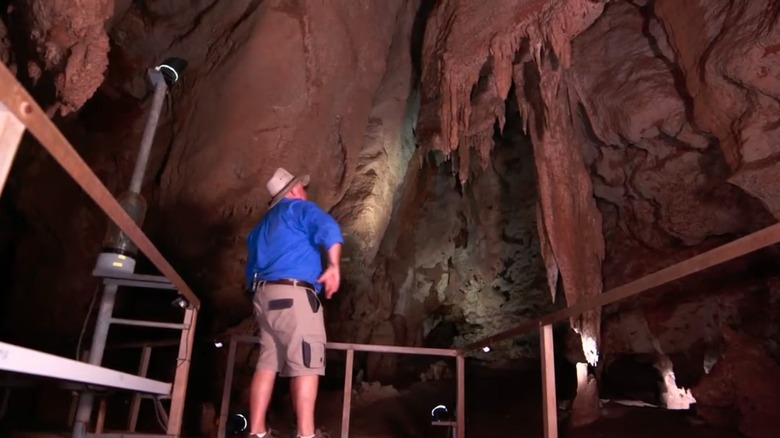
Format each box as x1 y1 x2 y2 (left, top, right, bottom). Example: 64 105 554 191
1 0 780 435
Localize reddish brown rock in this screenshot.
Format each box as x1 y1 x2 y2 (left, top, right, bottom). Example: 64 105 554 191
18 0 112 114
653 0 780 218
419 0 607 364
693 327 780 438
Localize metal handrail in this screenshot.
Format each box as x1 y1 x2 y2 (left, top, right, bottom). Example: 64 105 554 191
461 221 780 352
219 335 466 438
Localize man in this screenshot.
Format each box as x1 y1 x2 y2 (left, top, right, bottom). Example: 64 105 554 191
245 167 343 438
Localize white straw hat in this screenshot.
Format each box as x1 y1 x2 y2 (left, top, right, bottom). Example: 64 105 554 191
266 167 310 208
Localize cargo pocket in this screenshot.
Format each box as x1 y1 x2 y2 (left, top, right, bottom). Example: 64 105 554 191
301 339 325 369
268 298 294 310
305 289 321 313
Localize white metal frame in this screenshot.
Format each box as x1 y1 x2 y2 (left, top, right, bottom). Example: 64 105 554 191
0 342 171 395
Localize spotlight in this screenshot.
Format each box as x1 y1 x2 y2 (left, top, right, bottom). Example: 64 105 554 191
171 296 189 309
482 346 491 353
214 340 224 348
155 57 188 86
431 404 451 421
227 413 248 434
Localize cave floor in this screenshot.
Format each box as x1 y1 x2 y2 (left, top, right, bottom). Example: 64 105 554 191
260 366 740 438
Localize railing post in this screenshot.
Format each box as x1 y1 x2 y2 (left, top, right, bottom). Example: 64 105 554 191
218 337 238 438
341 349 354 438
95 399 107 434
167 307 198 437
0 387 10 421
73 283 118 438
540 324 558 438
456 354 465 438
128 345 153 431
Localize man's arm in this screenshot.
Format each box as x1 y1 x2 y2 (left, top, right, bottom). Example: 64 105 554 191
318 243 342 299
299 202 344 298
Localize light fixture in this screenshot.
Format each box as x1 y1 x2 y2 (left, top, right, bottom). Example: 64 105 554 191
227 413 248 434
156 57 187 86
431 404 450 421
171 296 189 309
214 340 223 348
482 346 491 353
93 56 187 276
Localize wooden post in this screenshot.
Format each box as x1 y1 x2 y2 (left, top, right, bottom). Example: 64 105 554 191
128 346 153 431
540 324 558 438
0 387 10 421
341 349 354 438
95 399 107 433
217 337 238 438
456 354 465 438
0 102 25 195
167 308 198 437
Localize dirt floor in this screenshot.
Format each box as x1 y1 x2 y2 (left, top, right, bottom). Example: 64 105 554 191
255 365 741 438
4 365 743 438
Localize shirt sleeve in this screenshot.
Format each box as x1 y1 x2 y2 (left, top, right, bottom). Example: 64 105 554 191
245 229 258 288
299 201 344 249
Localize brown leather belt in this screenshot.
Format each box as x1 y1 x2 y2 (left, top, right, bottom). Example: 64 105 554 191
258 278 316 291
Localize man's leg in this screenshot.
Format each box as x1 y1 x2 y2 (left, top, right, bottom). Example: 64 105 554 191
290 375 319 437
251 288 282 436
249 369 276 435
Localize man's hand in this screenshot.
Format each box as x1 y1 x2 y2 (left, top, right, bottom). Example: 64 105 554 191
318 243 342 299
317 264 341 299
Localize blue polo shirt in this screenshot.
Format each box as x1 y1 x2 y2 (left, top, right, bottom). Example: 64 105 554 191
245 198 343 294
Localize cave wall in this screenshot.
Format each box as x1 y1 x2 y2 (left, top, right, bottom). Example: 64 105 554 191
416 0 609 364
154 0 417 329
1 0 283 348
1 0 780 411
413 0 780 368
327 106 561 380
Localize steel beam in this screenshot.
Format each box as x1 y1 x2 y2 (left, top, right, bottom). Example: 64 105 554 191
229 335 458 357
0 341 170 395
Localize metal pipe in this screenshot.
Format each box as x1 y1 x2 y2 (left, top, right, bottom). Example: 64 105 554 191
72 284 118 438
456 355 465 438
341 349 354 438
217 338 238 438
128 71 168 194
540 324 558 438
109 317 187 330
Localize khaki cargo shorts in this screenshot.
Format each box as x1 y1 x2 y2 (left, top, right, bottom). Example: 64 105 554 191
253 283 326 377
